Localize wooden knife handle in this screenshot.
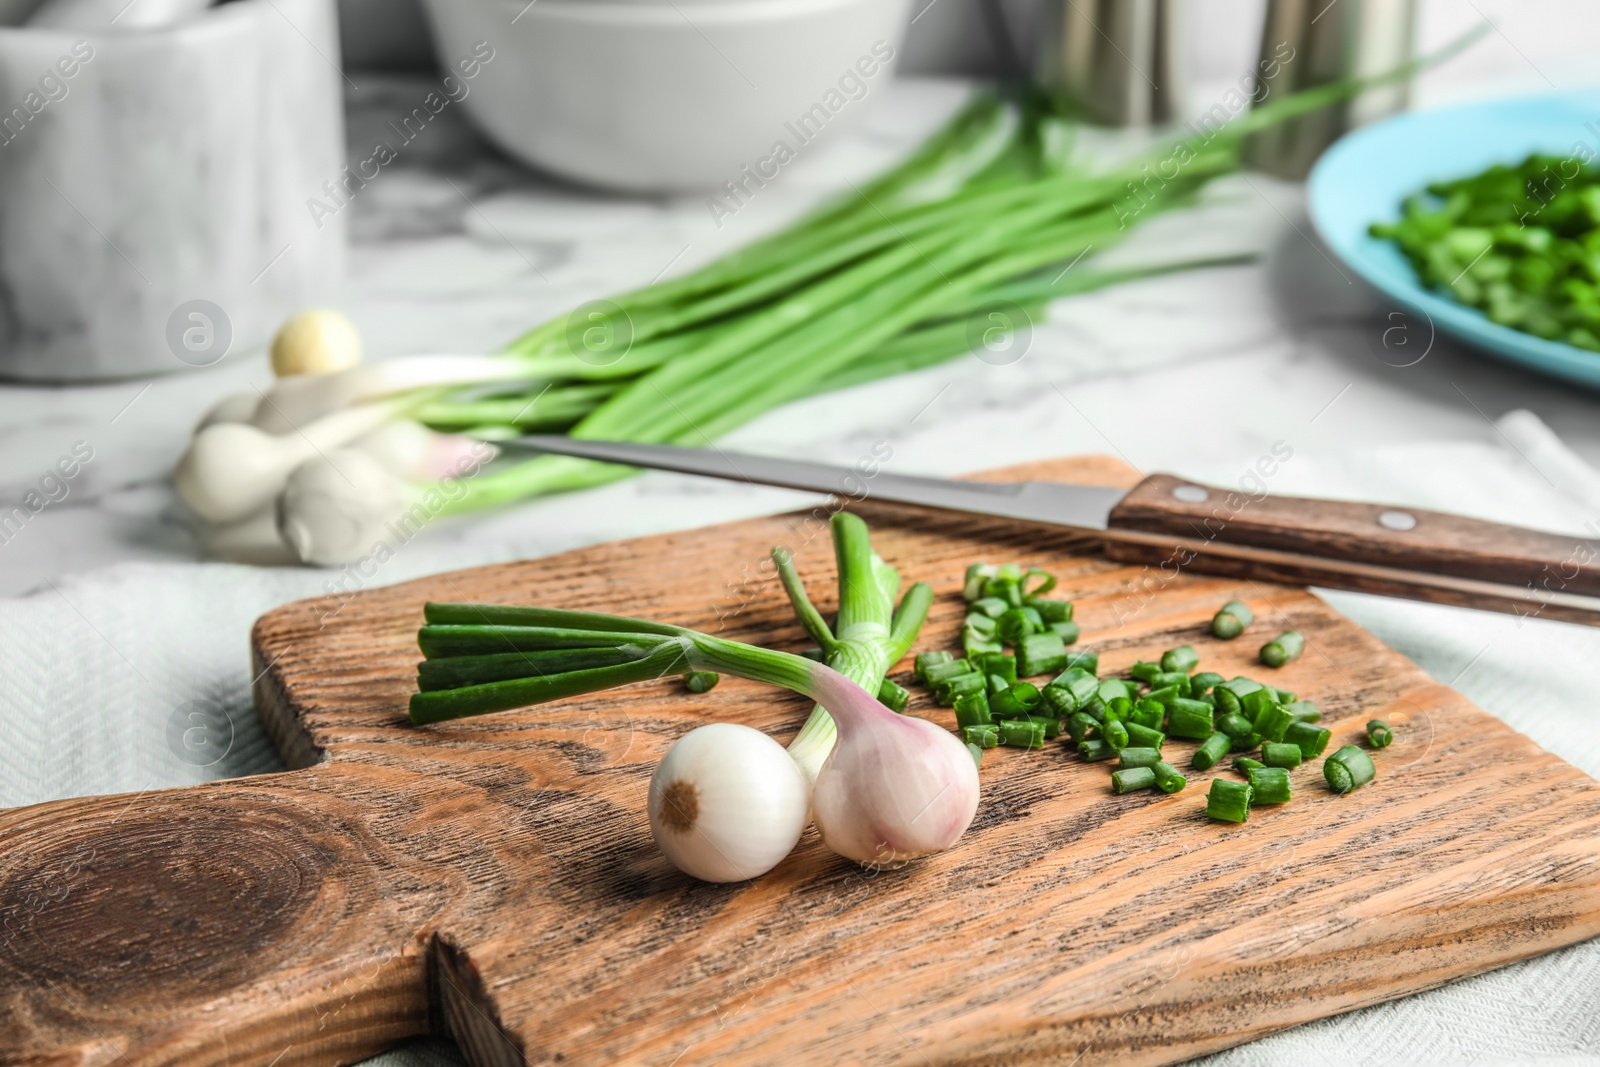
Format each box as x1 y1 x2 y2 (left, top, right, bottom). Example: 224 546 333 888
1105 472 1600 607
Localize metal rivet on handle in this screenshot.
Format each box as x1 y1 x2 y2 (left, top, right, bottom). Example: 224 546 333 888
1172 485 1208 503
1377 510 1417 531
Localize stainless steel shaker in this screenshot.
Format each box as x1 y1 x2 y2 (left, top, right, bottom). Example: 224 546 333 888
1035 0 1181 126
1246 0 1418 178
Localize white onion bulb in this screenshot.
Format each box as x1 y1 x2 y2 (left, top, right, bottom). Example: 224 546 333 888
647 723 809 883
270 309 363 377
276 449 417 566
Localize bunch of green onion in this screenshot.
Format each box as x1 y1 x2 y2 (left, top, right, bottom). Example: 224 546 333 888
409 513 980 882
173 69 1420 566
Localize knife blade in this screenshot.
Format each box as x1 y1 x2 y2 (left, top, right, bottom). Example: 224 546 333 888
511 435 1600 625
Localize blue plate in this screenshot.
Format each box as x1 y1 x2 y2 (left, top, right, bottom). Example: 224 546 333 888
1308 90 1600 387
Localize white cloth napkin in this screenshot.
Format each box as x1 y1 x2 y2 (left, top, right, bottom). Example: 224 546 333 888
2 413 1597 1067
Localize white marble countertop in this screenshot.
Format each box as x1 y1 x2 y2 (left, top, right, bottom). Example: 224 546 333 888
2 38 1600 598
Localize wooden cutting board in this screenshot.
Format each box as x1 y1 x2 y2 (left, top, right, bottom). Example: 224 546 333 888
4 454 1600 1067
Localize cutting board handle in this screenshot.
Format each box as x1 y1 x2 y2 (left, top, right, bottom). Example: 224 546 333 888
1106 473 1600 616
0 766 432 1065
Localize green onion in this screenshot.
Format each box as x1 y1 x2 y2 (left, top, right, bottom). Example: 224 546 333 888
1034 716 1063 739
1232 756 1265 773
1112 767 1157 794
1096 678 1133 703
1211 600 1253 639
991 682 1042 718
1129 662 1162 684
1153 761 1187 794
1123 721 1166 749
1283 721 1331 759
1078 739 1115 762
1285 700 1323 722
1189 671 1224 695
1259 630 1305 668
979 652 1017 685
1191 731 1232 770
1260 741 1302 768
1149 671 1192 694
924 658 974 686
1128 698 1166 731
999 719 1046 749
1245 766 1292 804
953 691 993 729
416 648 633 691
1206 778 1252 822
970 596 1008 619
1063 651 1100 674
1099 718 1130 750
1367 719 1394 748
1066 711 1098 745
1166 699 1215 740
1016 632 1068 676
964 634 1004 660
963 564 997 601
1216 711 1257 741
1252 703 1296 743
935 673 987 705
914 650 954 683
1160 645 1199 673
876 677 909 712
1213 686 1243 718
1324 744 1377 794
1118 746 1162 769
1031 599 1073 623
1050 621 1081 644
686 670 720 693
963 724 1000 749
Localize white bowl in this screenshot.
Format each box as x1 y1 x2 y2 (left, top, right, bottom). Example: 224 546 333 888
419 0 912 193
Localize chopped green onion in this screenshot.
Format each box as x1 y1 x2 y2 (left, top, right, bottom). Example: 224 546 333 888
1112 767 1157 794
1324 744 1376 793
1286 700 1323 722
1066 711 1098 745
1240 688 1277 720
1031 598 1073 623
876 677 909 711
979 652 1017 684
966 741 984 769
1189 671 1224 695
1123 721 1166 749
1128 698 1166 731
935 672 987 705
1129 661 1163 684
962 724 999 748
1367 719 1393 748
1283 721 1331 759
1160 645 1199 673
1211 600 1254 639
1252 703 1295 743
1078 738 1115 762
1118 746 1162 769
964 634 1004 661
1220 677 1264 697
998 719 1046 749
991 682 1042 718
1259 630 1305 668
1166 699 1215 740
1260 741 1302 768
971 596 1008 619
1213 686 1243 717
1020 567 1057 600
1099 717 1130 750
685 670 720 693
965 612 999 639
1217 711 1257 740
1080 696 1107 723
1191 731 1232 770
986 673 1010 697
1149 671 1192 694
1096 678 1133 703
1153 761 1187 793
1049 666 1099 704
963 564 998 601
1049 621 1081 644
1063 651 1100 674
1246 766 1292 804
1033 715 1063 739
1103 695 1132 722
1206 778 1252 822
1145 684 1183 709
914 650 954 683
1232 756 1265 773
953 691 993 729
924 658 973 686
1016 632 1068 676
1228 731 1263 753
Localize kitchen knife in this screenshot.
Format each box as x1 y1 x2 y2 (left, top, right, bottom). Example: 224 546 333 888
511 435 1600 625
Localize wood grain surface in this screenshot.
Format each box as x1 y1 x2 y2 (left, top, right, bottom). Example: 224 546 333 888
3 454 1600 1067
